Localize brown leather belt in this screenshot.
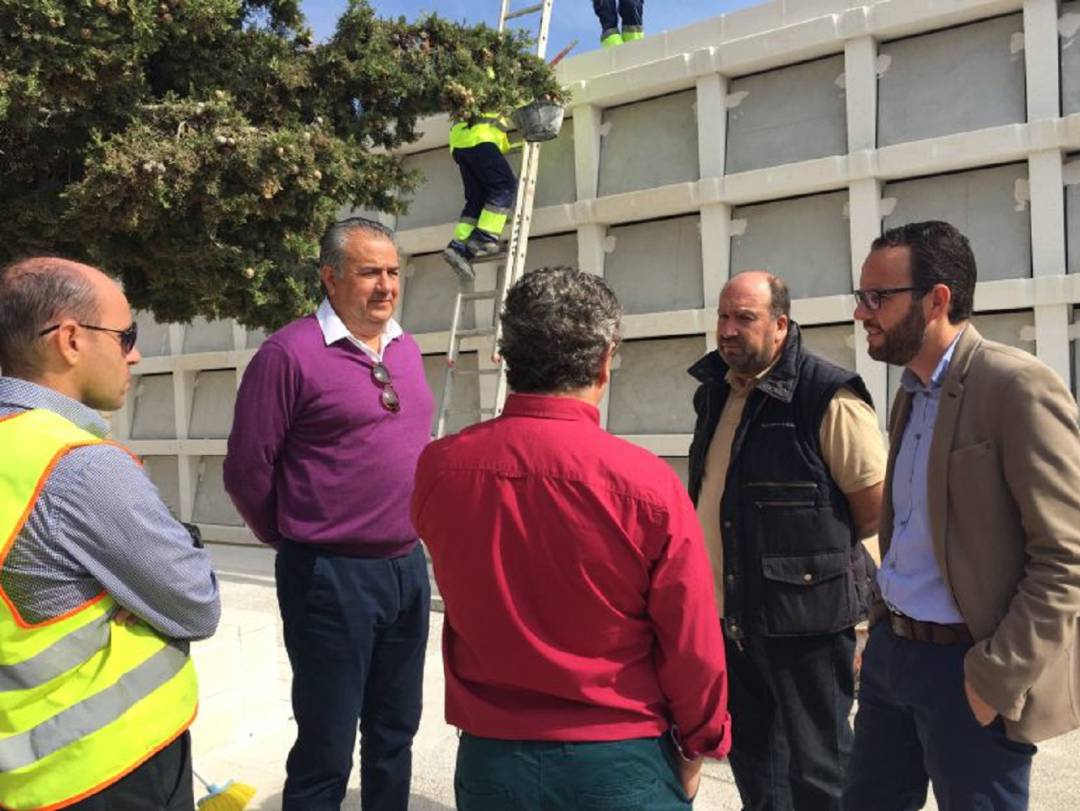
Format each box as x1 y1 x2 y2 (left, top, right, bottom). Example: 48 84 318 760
888 611 972 646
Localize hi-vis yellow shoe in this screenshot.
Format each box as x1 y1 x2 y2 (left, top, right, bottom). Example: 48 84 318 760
601 31 624 48
622 28 644 43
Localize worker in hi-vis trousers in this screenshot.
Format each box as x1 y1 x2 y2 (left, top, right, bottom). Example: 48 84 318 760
441 113 519 283
593 0 644 48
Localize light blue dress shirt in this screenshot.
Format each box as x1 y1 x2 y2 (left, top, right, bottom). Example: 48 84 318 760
879 330 966 624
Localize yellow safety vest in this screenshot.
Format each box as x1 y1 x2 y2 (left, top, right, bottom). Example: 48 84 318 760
0 409 199 811
449 114 512 155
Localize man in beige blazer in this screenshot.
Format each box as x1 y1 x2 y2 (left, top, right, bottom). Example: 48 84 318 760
842 221 1080 811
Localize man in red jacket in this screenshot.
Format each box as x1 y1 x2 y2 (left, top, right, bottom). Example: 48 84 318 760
412 266 731 809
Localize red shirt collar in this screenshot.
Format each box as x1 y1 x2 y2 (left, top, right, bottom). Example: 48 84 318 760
501 393 600 425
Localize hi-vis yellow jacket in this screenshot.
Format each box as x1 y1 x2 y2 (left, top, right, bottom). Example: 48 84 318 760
449 114 512 155
0 409 198 811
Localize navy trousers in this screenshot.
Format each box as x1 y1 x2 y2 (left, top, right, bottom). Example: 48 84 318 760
726 629 856 811
68 732 193 810
455 733 691 810
844 622 1035 811
276 541 430 811
453 141 517 243
592 0 644 34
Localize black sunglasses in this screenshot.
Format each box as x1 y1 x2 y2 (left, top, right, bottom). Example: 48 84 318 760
852 286 931 312
371 362 400 413
38 321 139 355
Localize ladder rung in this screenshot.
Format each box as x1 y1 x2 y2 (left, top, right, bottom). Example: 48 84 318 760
460 290 499 302
453 327 497 341
504 3 543 21
448 368 502 377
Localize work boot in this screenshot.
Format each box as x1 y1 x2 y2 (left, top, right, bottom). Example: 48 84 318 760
464 235 503 262
601 32 623 48
441 240 475 283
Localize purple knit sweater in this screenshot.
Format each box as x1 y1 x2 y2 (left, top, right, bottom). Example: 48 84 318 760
224 314 433 557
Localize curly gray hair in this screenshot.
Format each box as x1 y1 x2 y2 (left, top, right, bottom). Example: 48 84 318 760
499 266 623 394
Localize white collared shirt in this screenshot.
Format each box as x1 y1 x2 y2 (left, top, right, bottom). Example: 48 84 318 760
316 298 402 363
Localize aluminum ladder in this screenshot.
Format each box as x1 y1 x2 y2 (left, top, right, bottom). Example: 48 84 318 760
434 0 556 438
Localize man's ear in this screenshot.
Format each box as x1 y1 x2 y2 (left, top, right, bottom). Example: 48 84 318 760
320 265 337 295
597 343 616 388
50 320 82 369
928 283 953 322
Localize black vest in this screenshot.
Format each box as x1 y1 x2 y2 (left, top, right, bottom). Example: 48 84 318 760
688 323 876 639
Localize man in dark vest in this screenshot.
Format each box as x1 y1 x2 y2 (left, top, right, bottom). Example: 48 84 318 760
688 270 886 811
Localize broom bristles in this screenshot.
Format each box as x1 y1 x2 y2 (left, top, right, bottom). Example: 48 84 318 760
196 779 256 811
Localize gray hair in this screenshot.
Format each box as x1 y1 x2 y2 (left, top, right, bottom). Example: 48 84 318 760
319 216 396 278
0 258 100 376
499 266 623 394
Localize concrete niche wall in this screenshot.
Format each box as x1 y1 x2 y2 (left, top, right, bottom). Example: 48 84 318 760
130 373 176 440
141 456 181 517
521 232 579 271
134 311 172 357
607 335 705 434
801 323 856 371
725 54 847 174
188 370 238 439
401 252 476 335
883 164 1032 281
1064 2 1080 115
1068 155 1080 275
878 14 1026 147
192 456 243 526
397 148 461 231
603 216 704 315
182 317 234 354
662 457 689 488
423 351 479 436
730 191 851 299
508 118 577 209
598 90 699 197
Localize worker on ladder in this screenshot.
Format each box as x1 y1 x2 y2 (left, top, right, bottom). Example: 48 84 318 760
592 0 644 48
442 110 519 283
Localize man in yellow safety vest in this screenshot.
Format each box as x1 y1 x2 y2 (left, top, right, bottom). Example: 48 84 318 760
0 257 220 810
441 113 519 283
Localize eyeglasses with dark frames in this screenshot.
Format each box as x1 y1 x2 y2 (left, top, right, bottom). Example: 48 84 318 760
371 362 400 413
852 286 931 312
38 322 139 355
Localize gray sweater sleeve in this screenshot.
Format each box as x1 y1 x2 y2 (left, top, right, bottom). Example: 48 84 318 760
43 444 221 640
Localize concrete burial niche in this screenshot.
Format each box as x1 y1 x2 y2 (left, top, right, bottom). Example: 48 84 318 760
188 369 237 439
422 351 479 436
725 54 847 174
141 456 181 517
192 456 244 526
400 252 476 335
598 90 699 197
182 317 234 354
520 232 578 272
396 148 461 231
885 310 1036 414
801 323 856 371
607 335 706 434
883 163 1032 281
129 373 176 440
134 311 171 357
1065 2 1080 115
878 14 1026 148
603 215 704 315
508 117 577 209
730 191 852 299
1068 155 1080 275
245 328 268 349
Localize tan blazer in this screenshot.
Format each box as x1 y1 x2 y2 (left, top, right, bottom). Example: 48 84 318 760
878 325 1080 743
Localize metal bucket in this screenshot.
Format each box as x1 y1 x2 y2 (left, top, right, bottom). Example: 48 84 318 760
511 101 566 142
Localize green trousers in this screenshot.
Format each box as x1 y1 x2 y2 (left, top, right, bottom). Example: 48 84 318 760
455 732 693 809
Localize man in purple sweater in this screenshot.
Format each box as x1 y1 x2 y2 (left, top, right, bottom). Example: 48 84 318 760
224 217 434 810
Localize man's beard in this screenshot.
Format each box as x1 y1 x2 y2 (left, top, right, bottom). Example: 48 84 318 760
867 301 926 366
720 337 774 376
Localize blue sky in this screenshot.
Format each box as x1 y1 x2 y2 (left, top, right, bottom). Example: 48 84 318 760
300 1 767 54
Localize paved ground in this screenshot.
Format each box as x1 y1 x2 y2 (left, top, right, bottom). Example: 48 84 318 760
195 544 1080 810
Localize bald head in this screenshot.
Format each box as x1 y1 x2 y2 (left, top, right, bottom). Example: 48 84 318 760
715 269 791 376
721 270 791 319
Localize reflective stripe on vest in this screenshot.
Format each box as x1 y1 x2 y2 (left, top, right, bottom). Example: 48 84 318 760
0 409 199 811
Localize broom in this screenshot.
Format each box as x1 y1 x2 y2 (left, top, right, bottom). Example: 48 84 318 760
193 767 256 811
